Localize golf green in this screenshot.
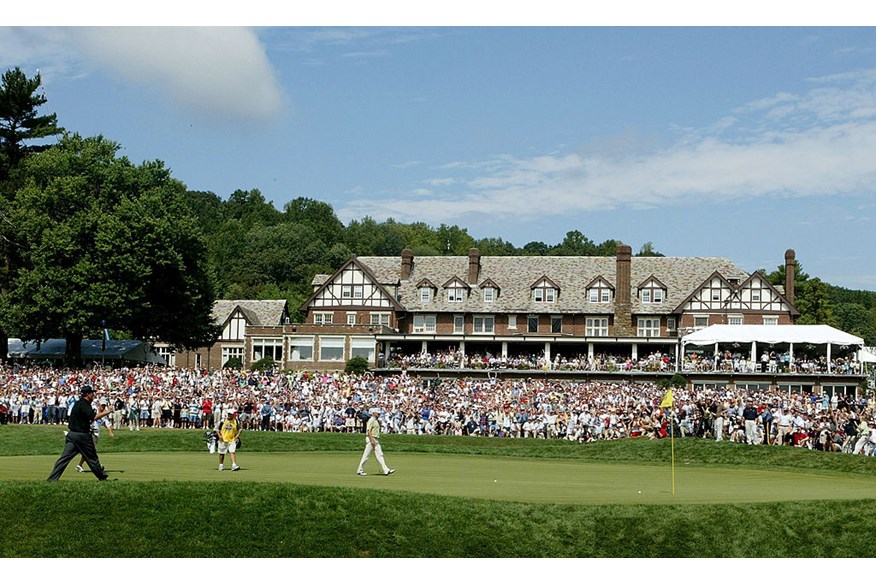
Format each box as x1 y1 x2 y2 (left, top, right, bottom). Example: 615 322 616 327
4 451 875 505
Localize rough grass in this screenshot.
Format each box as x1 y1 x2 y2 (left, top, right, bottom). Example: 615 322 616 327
2 425 876 557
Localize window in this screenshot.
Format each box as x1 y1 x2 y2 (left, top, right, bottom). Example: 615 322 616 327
637 318 660 338
641 289 651 303
728 315 743 326
667 317 677 333
350 337 375 362
222 346 243 366
370 313 390 327
222 312 247 340
508 315 517 329
155 345 176 366
533 287 556 302
252 338 283 362
314 312 333 325
413 314 437 333
483 287 495 302
528 315 539 333
346 313 357 325
551 315 562 333
694 316 709 329
589 286 611 303
473 315 495 334
289 336 314 361
586 317 609 337
420 287 432 302
341 284 364 300
447 287 464 302
454 314 464 334
319 336 345 361
712 290 721 301
653 289 663 303
589 289 599 303
763 316 779 326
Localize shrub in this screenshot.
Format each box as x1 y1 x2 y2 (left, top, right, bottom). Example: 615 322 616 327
250 357 276 372
223 357 243 370
344 356 369 375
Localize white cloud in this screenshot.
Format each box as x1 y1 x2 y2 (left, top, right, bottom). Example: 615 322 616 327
0 27 284 123
69 28 283 122
339 68 876 225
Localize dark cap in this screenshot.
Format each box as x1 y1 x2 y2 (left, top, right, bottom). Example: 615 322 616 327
80 386 95 396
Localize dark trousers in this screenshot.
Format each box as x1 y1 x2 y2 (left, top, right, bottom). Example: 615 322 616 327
47 431 108 481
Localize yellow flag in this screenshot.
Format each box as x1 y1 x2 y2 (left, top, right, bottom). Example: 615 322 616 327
660 389 673 409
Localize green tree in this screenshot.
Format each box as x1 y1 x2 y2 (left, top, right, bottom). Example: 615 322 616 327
0 67 63 179
553 230 597 256
283 197 344 247
0 134 219 364
635 241 664 257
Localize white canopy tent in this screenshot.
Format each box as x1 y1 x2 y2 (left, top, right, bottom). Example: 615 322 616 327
680 325 864 373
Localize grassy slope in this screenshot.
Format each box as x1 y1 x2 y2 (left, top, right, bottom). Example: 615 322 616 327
2 425 876 557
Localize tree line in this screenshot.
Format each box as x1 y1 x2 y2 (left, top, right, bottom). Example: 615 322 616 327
1 66 874 365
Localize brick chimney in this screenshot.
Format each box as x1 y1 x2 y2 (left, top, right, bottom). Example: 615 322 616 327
614 244 634 336
467 248 481 284
400 248 414 280
784 249 796 305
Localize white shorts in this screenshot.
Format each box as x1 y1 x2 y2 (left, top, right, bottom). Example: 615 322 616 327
217 440 236 455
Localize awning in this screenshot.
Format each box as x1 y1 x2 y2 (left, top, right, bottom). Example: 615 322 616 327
681 325 864 347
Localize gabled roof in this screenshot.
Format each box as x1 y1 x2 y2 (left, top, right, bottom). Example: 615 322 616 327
738 272 801 316
416 278 437 289
212 300 288 327
479 278 500 289
586 275 614 290
638 275 668 289
443 276 470 289
353 254 749 314
530 275 560 289
299 256 404 313
671 271 738 313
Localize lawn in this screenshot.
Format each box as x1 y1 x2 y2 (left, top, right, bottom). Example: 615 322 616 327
1 425 875 557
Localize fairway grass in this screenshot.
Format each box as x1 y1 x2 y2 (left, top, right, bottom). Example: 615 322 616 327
4 451 876 506
4 425 876 557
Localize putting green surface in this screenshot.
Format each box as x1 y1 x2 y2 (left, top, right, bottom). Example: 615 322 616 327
3 451 875 505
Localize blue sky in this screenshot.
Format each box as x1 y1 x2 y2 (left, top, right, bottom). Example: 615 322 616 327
3 11 876 290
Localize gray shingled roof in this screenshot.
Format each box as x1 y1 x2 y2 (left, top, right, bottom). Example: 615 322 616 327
354 255 749 315
212 300 288 326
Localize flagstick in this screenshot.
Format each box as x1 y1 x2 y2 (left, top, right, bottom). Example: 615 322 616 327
670 412 675 495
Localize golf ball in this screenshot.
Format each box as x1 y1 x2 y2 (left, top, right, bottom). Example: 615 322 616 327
494 480 498 482
638 490 642 494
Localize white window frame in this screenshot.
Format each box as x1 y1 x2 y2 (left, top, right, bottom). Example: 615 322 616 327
413 314 437 333
314 312 333 325
589 288 599 303
319 336 345 361
454 314 464 334
222 346 244 366
508 315 517 329
483 287 495 302
586 317 609 337
728 314 743 326
350 337 375 362
447 287 464 303
637 318 661 338
667 317 677 332
763 316 779 326
346 312 357 325
370 312 390 327
641 289 651 303
693 315 709 329
420 287 432 302
252 337 284 362
653 288 663 303
288 336 314 361
473 315 495 334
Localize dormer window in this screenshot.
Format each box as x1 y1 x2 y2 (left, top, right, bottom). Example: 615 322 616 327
586 276 614 304
478 278 500 303
638 276 667 304
420 288 432 302
531 277 559 303
417 278 436 303
443 277 470 303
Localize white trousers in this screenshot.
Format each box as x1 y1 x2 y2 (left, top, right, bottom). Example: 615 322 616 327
357 439 389 474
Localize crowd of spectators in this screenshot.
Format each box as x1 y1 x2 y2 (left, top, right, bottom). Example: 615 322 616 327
0 364 874 456
386 349 862 375
388 350 675 372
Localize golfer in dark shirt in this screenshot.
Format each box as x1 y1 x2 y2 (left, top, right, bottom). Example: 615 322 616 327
47 386 113 481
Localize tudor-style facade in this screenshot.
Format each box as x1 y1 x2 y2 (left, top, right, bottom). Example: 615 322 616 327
281 246 800 370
